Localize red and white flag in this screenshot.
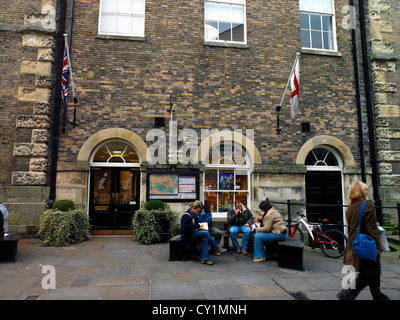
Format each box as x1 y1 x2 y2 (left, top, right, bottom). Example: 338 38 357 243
290 57 299 118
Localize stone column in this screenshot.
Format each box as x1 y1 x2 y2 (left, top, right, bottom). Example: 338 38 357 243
369 0 400 224
12 0 56 186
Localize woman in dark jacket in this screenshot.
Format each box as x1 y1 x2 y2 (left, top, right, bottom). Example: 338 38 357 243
337 181 389 300
181 201 226 265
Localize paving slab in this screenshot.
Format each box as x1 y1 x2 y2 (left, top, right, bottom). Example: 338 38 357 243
151 279 206 300
0 237 399 301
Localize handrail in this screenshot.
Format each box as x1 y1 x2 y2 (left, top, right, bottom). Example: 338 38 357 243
266 198 400 242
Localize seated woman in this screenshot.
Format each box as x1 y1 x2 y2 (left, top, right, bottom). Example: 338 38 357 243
253 201 287 262
181 200 226 265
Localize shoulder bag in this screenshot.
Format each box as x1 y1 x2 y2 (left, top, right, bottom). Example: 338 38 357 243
352 200 377 261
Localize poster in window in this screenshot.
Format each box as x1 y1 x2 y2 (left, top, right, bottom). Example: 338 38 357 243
218 172 234 190
93 170 111 205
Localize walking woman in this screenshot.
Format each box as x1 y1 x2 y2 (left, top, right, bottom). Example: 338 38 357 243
180 200 226 265
337 181 389 300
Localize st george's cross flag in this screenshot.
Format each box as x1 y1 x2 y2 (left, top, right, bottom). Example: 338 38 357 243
290 56 299 118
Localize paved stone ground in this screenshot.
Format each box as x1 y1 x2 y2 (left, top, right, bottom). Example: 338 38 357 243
0 236 399 301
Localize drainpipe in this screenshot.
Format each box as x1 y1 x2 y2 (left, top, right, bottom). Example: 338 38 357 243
350 0 366 183
48 0 67 207
358 0 382 223
68 0 75 54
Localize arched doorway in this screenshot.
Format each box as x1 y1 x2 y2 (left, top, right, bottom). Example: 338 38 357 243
305 147 344 225
89 139 141 234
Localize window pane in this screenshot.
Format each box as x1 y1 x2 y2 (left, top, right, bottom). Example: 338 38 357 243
235 171 248 190
219 22 231 41
321 0 333 13
300 12 309 29
322 15 332 31
219 170 234 190
132 0 144 14
117 0 130 12
131 15 144 36
93 170 112 205
299 0 310 11
310 0 321 12
231 5 244 23
205 191 217 212
205 2 218 20
205 170 217 190
218 192 234 212
219 3 231 21
102 0 115 12
100 13 115 33
116 14 130 33
310 14 321 30
301 29 311 47
236 192 248 207
323 31 333 50
232 144 246 164
205 21 218 40
311 30 323 49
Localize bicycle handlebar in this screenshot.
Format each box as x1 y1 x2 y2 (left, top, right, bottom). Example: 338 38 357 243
295 211 306 218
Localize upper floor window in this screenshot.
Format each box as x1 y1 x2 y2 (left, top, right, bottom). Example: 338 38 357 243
98 0 145 37
300 0 336 51
205 0 246 44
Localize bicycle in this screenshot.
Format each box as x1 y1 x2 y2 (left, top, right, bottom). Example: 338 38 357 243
287 212 347 258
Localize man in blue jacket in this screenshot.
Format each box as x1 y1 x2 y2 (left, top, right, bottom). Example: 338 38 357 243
197 202 223 247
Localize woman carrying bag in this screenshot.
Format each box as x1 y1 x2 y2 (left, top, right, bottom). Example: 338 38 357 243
337 182 389 300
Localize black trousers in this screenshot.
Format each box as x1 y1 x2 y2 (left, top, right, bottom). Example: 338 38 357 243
338 273 389 300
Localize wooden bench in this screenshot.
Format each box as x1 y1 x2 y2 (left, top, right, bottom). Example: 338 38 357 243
0 233 21 262
222 232 254 250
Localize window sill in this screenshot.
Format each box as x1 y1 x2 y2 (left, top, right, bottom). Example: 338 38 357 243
301 48 342 57
204 41 249 49
96 34 146 42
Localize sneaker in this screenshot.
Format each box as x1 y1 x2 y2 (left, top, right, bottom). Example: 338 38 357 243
242 250 248 255
236 249 242 254
253 258 266 263
214 247 227 255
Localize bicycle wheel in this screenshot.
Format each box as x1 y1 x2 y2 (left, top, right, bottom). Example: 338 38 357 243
319 229 347 258
289 225 304 243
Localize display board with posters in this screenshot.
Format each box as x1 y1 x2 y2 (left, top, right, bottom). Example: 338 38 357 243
147 171 199 201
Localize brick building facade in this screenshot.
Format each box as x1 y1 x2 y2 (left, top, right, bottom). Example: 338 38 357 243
0 0 398 234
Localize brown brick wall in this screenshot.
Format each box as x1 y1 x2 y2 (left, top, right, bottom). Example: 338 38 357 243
57 0 362 167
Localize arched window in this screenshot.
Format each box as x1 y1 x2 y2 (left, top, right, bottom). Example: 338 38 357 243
203 142 250 216
91 139 140 166
305 147 341 168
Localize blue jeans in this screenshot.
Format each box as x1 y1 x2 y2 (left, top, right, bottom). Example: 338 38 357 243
229 225 251 251
192 230 219 261
254 231 286 259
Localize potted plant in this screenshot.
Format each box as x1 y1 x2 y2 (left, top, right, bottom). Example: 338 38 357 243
37 200 91 247
132 200 179 245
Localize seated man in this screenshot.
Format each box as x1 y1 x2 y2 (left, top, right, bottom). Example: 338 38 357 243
227 201 254 254
197 202 223 248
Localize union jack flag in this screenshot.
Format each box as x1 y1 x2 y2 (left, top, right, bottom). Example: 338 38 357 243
61 45 69 105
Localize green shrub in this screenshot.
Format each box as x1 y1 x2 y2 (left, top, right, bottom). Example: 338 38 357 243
37 208 91 247
145 199 165 211
53 199 76 212
132 203 179 245
132 208 161 245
